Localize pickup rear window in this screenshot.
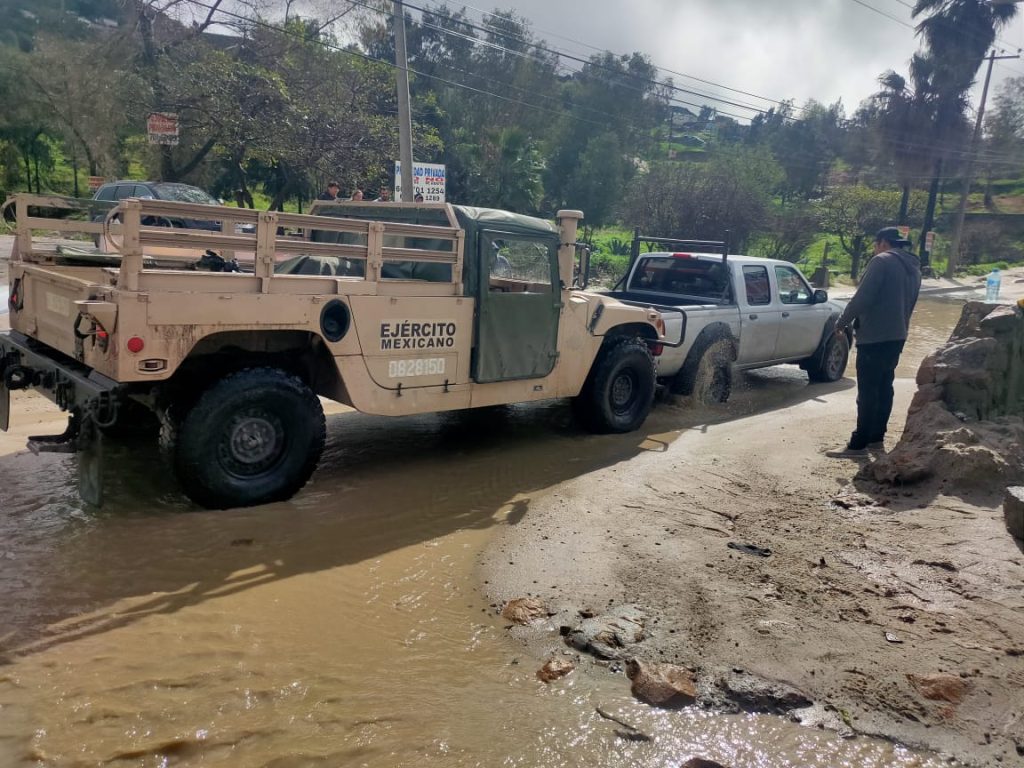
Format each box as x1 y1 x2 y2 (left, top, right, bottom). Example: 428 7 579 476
628 257 731 303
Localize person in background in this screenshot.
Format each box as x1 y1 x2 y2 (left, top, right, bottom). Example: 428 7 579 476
317 181 340 201
414 192 425 203
826 226 922 459
376 188 391 202
350 188 364 201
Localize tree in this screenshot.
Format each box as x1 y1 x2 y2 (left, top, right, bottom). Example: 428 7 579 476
563 132 627 239
621 150 782 250
817 186 925 279
910 0 1020 260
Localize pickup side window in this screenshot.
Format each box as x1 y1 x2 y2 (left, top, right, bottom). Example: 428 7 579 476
114 184 135 201
743 265 771 306
774 265 813 305
94 185 116 201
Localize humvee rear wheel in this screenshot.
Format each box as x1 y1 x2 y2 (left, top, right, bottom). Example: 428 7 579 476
165 367 326 509
573 337 655 434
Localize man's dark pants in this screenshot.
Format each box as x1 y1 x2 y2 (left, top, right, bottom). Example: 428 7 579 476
850 339 906 450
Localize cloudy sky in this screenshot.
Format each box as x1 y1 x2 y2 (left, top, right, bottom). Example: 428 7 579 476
485 0 1024 119
208 0 1024 120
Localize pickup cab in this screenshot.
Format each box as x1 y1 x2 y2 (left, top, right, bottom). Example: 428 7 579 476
603 235 850 404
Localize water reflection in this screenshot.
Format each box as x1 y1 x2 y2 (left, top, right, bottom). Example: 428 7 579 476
0 300 965 767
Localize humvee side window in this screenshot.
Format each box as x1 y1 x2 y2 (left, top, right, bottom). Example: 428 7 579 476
488 238 552 294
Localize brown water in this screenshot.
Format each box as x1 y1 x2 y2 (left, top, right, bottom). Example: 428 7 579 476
0 300 967 768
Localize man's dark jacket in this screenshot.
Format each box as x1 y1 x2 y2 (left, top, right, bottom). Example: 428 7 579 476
837 249 922 345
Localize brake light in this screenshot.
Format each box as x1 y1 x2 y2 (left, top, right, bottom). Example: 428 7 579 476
126 336 145 354
672 252 693 259
8 278 22 312
650 343 664 356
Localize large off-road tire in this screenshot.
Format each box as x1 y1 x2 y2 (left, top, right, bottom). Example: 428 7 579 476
806 331 850 383
673 337 737 405
573 337 656 434
162 367 326 509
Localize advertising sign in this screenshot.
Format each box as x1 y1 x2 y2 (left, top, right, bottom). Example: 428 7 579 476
147 113 180 145
394 161 446 202
87 176 105 191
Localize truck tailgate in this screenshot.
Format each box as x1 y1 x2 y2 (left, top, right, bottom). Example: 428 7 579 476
14 266 107 358
600 292 686 348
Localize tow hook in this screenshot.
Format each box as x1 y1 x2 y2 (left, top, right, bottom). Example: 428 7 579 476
3 365 33 391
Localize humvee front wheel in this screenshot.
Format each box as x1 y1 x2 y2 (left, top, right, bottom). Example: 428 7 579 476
574 337 656 434
164 367 326 509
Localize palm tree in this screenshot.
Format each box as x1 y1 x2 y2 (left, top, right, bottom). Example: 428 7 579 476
910 0 1019 265
865 69 936 223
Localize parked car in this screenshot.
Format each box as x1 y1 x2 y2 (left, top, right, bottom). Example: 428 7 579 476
90 181 252 247
602 235 850 404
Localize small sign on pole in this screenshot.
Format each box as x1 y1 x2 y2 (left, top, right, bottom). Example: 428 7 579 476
925 231 935 253
394 161 446 202
897 225 911 240
147 113 180 145
87 176 105 192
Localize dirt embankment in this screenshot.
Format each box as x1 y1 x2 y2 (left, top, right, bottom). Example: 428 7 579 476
482 308 1024 766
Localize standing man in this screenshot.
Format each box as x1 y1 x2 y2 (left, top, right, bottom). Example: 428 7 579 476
318 181 340 201
826 227 922 458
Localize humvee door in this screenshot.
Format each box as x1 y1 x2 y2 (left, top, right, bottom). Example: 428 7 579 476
473 231 560 383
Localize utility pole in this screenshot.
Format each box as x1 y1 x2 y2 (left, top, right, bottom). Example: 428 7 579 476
393 0 415 203
945 49 1021 277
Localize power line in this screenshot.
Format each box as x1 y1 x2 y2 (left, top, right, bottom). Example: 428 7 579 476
391 0 781 118
417 0 799 112
176 0 1024 175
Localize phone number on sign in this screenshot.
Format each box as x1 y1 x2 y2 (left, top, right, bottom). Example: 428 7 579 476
388 358 447 378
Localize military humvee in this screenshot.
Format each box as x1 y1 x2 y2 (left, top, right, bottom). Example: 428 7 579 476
0 195 668 509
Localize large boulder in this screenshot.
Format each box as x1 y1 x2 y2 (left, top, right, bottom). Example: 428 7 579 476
1006 487 1024 541
866 303 1024 488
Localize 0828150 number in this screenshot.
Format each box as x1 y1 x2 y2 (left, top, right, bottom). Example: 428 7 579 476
388 358 446 378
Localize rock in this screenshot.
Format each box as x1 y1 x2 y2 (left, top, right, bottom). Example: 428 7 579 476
980 304 1023 334
719 670 812 714
682 759 729 768
564 605 646 659
536 658 575 683
1005 487 1024 541
907 673 971 704
625 658 697 707
501 597 547 625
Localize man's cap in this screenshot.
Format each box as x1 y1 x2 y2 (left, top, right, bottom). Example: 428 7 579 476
875 226 912 248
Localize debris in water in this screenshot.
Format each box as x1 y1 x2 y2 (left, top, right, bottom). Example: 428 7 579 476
726 541 772 558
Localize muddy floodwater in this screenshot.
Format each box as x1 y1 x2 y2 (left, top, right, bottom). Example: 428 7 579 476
0 299 967 767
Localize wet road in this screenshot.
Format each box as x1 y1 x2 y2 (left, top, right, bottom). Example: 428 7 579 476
0 300 966 767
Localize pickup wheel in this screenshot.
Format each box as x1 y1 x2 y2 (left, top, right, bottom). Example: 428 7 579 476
807 332 850 383
163 367 326 509
573 337 656 434
674 337 737 404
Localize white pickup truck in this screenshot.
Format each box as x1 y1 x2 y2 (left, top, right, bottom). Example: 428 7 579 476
602 236 850 404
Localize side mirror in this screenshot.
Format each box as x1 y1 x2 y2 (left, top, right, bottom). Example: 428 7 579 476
574 244 591 289
813 289 829 304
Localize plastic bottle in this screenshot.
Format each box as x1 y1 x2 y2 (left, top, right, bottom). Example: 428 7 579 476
985 268 1001 302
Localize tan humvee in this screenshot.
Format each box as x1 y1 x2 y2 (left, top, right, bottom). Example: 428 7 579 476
0 194 668 509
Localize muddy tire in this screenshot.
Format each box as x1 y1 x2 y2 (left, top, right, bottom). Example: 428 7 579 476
573 337 656 434
163 367 325 509
674 337 737 405
807 332 849 383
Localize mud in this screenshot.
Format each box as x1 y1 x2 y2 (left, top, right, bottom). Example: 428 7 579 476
483 299 1023 767
0 288 982 766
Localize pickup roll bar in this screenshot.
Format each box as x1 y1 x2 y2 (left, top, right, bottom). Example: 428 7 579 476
614 228 731 292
